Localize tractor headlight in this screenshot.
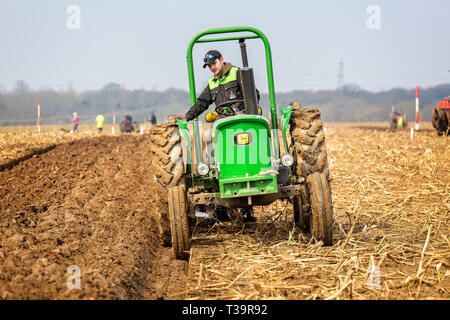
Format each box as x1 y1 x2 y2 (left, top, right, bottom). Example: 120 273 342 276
197 162 210 176
281 154 294 167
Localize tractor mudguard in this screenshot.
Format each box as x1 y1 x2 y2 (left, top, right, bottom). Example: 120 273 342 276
176 118 193 174
281 106 294 153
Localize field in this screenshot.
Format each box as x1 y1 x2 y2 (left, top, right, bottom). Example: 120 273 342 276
0 122 448 299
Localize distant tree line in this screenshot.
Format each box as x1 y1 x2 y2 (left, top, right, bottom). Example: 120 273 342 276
265 83 450 123
0 81 448 126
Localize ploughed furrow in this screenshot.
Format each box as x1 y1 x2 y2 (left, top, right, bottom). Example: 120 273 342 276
0 135 187 299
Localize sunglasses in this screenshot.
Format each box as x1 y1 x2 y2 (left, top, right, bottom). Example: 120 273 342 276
203 55 217 63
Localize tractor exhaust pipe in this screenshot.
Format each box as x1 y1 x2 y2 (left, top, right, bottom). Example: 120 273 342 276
240 68 259 115
238 39 258 115
239 38 249 68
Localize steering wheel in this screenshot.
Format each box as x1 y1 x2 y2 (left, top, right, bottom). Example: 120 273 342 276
215 100 245 115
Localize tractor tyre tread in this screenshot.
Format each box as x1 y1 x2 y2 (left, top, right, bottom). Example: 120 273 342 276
168 186 191 260
150 123 185 246
288 108 331 233
307 172 334 246
289 108 330 181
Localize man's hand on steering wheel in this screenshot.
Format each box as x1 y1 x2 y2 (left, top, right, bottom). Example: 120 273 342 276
214 100 245 115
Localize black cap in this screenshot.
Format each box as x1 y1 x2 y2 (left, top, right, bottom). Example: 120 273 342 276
202 50 222 68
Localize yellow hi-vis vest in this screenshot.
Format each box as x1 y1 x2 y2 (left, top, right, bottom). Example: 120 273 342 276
96 114 105 128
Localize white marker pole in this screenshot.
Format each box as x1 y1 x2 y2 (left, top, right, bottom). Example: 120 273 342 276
415 86 420 131
37 97 41 133
410 127 414 139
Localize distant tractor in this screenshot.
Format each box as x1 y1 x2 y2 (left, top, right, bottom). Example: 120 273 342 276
389 106 407 130
120 115 139 133
431 97 450 136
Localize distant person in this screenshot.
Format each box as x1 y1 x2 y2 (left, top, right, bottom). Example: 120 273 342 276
394 112 402 128
95 113 105 133
70 112 79 133
149 112 157 126
396 114 404 129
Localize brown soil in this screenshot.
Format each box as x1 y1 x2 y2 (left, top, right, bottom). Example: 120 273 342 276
0 135 187 299
0 123 448 300
181 123 449 300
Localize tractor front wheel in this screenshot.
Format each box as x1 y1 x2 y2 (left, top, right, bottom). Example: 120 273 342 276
306 172 333 246
168 186 191 260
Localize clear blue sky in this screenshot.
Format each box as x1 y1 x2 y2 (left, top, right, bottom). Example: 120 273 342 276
0 0 449 93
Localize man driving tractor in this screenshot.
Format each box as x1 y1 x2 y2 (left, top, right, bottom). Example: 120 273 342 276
172 50 262 222
186 50 261 121
173 50 261 122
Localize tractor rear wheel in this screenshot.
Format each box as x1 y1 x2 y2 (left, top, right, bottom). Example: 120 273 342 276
168 186 191 260
306 172 333 246
288 108 331 229
150 123 185 246
289 108 330 181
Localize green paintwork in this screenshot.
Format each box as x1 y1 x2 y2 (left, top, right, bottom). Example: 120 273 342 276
175 118 193 175
196 35 260 43
193 119 202 165
211 115 278 198
220 174 278 198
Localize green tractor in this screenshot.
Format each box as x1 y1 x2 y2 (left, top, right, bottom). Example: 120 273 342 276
150 26 333 260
